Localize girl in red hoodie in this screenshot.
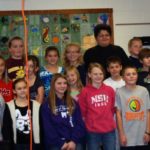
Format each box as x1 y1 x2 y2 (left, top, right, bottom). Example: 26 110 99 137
79 63 116 150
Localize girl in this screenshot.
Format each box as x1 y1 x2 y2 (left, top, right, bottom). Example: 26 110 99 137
0 55 13 102
63 43 86 86
65 66 83 101
79 63 116 150
40 73 85 150
65 66 87 150
2 78 41 150
116 66 150 150
40 46 64 97
27 55 44 103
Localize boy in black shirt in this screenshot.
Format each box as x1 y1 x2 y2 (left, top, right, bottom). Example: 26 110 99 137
137 48 150 94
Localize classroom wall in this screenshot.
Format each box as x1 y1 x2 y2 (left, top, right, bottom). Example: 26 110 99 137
0 0 150 55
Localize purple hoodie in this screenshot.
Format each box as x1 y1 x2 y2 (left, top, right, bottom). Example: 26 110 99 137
40 97 85 149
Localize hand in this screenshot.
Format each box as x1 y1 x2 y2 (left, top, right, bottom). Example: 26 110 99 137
144 133 150 143
61 142 68 150
67 141 76 150
119 133 127 146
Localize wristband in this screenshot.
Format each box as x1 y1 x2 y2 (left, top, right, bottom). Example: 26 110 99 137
145 131 150 136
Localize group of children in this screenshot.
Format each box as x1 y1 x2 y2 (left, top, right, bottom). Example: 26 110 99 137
0 35 149 150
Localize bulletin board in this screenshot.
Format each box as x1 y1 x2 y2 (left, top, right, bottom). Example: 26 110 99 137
0 8 113 65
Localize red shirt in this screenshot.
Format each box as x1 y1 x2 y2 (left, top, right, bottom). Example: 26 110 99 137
79 83 116 133
0 79 13 102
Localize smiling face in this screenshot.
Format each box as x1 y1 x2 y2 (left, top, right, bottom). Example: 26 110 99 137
129 40 142 57
123 68 138 86
66 45 81 65
96 30 111 47
45 50 59 65
54 77 68 98
88 67 104 86
66 70 78 86
9 39 24 59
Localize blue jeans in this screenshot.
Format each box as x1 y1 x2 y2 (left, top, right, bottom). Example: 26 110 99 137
49 143 83 150
87 130 116 150
121 145 150 150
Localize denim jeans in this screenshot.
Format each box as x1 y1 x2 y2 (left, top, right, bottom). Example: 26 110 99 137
87 130 116 150
49 143 83 150
121 145 150 150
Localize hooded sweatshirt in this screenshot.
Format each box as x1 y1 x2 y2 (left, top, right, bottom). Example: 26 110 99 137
79 83 116 133
40 97 85 149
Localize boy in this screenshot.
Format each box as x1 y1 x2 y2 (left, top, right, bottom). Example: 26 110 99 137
116 66 150 150
104 56 125 150
137 48 150 94
128 37 143 71
6 36 25 81
104 56 125 91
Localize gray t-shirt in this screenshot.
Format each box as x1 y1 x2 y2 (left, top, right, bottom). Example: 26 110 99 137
0 95 5 141
115 85 150 146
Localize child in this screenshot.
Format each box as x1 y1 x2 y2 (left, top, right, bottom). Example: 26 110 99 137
115 66 150 150
63 43 86 85
2 78 41 150
39 46 64 97
79 63 116 150
6 36 25 81
104 56 125 150
27 55 44 103
0 55 13 102
65 66 83 101
104 56 125 91
40 73 85 150
137 48 150 94
128 37 143 71
65 66 87 150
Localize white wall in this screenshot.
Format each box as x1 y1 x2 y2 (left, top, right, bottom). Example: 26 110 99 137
0 0 150 55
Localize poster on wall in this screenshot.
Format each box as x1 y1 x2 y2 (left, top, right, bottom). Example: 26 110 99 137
0 9 113 65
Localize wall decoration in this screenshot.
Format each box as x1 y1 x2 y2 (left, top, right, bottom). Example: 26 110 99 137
0 9 113 65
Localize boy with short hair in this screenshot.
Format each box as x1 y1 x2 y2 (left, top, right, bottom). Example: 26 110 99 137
137 48 150 94
6 36 25 81
104 56 125 150
116 66 150 150
104 56 125 91
128 37 143 70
